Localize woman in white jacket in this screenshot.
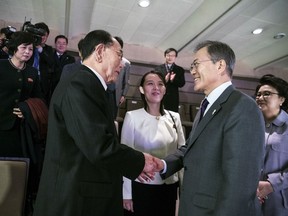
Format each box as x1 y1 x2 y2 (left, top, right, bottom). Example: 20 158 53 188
122 71 185 216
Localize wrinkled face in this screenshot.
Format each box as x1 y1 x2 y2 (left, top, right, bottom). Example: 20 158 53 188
141 73 166 104
165 51 176 64
256 84 285 118
103 39 123 83
190 47 219 95
14 43 33 62
55 38 67 54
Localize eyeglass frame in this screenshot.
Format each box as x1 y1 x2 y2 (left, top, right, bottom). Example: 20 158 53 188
190 59 216 72
111 49 123 59
105 43 123 59
255 91 279 100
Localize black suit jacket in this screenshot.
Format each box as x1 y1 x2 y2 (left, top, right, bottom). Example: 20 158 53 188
51 51 75 95
60 59 82 80
0 60 43 130
155 63 185 112
27 45 55 103
34 65 145 216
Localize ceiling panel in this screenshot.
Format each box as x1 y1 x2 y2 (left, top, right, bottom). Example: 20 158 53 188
0 0 287 80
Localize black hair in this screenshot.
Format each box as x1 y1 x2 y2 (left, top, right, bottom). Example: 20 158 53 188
55 35 68 44
35 22 50 35
77 38 84 53
81 30 113 61
114 36 124 48
7 31 34 55
194 40 235 77
139 70 167 116
164 48 178 57
255 74 288 111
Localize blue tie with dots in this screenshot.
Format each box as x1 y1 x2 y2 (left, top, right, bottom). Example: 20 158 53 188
33 48 40 77
200 98 209 121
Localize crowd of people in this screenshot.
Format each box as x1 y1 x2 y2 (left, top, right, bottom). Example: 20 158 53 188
0 22 287 216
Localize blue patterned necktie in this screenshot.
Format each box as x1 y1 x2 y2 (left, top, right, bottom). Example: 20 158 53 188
200 98 209 121
33 48 40 76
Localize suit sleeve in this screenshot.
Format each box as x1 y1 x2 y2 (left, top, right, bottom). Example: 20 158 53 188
61 72 144 180
162 145 186 179
121 112 135 199
171 66 185 88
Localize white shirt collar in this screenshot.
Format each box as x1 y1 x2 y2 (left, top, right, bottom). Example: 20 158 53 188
205 81 232 112
84 65 107 90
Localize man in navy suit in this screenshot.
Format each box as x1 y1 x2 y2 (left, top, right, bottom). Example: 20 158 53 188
34 30 160 216
50 35 75 95
161 41 265 216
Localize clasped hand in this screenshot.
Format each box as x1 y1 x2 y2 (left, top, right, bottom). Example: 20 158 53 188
257 181 273 203
137 153 164 182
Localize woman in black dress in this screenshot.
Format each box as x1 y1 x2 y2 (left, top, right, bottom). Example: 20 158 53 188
0 31 47 214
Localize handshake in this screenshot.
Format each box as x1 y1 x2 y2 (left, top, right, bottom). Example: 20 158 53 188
138 153 165 182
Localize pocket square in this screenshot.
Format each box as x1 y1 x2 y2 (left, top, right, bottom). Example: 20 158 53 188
28 78 34 82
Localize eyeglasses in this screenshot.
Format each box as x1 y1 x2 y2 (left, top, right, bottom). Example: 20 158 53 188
115 50 123 59
255 91 279 99
110 48 123 59
190 59 214 71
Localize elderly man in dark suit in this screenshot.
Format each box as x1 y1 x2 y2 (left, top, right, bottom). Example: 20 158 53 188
33 30 160 216
161 41 265 216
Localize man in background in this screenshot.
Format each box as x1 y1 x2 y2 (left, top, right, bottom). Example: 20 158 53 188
50 34 75 96
28 22 54 104
60 38 84 80
155 48 185 112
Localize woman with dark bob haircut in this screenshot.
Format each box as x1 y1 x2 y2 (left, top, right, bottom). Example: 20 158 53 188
255 74 288 216
0 31 46 215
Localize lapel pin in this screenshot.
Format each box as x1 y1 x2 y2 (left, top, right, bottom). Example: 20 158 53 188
212 109 217 115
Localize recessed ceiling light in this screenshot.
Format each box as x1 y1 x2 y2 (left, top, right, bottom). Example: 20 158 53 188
138 0 150 8
252 28 263 35
273 32 286 39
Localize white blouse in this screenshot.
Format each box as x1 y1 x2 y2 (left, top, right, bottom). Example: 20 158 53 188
121 108 186 199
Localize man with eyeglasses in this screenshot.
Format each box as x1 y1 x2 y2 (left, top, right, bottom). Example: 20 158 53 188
160 40 265 216
155 48 185 112
33 30 161 216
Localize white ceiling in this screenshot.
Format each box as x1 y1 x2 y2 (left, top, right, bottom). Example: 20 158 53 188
0 0 288 80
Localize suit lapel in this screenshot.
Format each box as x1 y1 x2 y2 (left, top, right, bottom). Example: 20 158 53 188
186 86 235 151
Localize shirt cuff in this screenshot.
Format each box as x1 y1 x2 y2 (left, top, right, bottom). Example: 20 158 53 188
160 159 167 174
